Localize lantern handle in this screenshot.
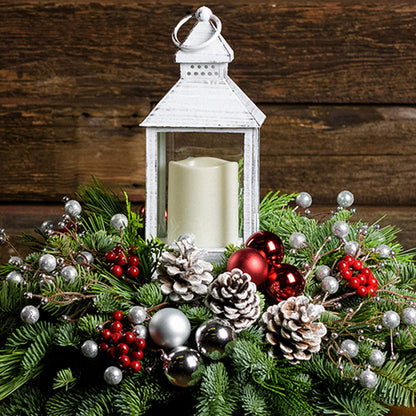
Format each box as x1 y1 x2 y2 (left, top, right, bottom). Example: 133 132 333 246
172 6 222 51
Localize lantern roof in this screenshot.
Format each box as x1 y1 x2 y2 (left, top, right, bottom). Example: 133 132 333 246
140 6 265 129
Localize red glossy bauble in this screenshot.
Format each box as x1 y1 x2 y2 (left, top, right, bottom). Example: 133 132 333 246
245 231 285 267
227 247 269 286
265 263 305 302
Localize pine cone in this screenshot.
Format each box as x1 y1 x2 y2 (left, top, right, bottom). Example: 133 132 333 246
262 295 327 364
206 268 261 332
157 239 214 303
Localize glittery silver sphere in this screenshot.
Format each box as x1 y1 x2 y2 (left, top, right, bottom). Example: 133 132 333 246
376 244 391 258
40 220 54 233
332 221 349 239
381 310 400 329
81 340 99 358
76 251 94 265
369 349 385 367
39 254 57 272
133 324 148 339
195 319 236 359
8 256 23 266
103 366 123 385
359 369 378 389
6 271 24 284
65 200 82 218
61 266 78 284
337 190 354 208
149 308 191 349
315 265 331 281
289 232 307 249
164 346 204 387
340 339 359 358
20 305 40 324
110 213 128 231
344 241 360 257
128 306 147 325
321 276 339 294
402 307 416 325
295 192 312 208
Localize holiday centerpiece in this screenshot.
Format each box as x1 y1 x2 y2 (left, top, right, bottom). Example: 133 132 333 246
0 6 416 416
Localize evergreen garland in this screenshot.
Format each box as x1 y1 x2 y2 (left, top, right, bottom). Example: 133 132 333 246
0 181 415 415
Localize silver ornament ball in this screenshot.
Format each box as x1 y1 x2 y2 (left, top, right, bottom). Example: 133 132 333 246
128 306 147 325
195 319 236 359
369 349 385 367
381 310 400 329
6 271 24 285
65 200 82 218
110 213 128 231
376 244 391 258
133 324 148 339
20 305 40 324
321 276 339 294
289 232 307 249
39 254 57 272
76 251 94 265
81 340 99 358
402 307 416 325
315 265 331 281
103 366 123 385
359 369 378 389
61 265 78 284
163 346 204 387
295 192 312 208
344 241 360 257
340 339 359 358
149 308 191 349
332 221 349 239
337 190 354 208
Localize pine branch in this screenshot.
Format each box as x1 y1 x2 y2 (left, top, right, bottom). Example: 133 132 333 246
52 368 77 391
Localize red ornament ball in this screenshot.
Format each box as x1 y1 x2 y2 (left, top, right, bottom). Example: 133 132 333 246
227 247 269 286
245 231 285 267
265 263 305 302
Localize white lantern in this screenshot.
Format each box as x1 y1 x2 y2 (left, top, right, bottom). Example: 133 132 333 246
140 6 265 261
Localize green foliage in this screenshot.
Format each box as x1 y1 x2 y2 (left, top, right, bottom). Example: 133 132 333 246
78 313 111 339
52 368 77 391
0 383 46 416
54 322 80 347
135 282 164 308
178 304 213 328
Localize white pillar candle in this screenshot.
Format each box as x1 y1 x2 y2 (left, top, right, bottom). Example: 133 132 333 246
167 156 239 248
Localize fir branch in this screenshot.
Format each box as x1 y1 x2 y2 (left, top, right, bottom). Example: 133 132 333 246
77 313 111 339
178 304 213 328
52 368 77 391
0 383 46 416
135 282 165 308
240 383 271 416
54 322 80 348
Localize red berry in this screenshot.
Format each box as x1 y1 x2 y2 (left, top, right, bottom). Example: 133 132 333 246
115 254 127 267
118 343 129 355
119 354 130 368
357 273 367 285
130 350 143 361
102 329 112 340
128 256 140 267
130 360 141 372
110 265 123 277
133 338 146 351
356 285 369 297
367 276 378 288
127 266 139 278
105 251 117 263
113 310 123 321
353 260 363 270
361 267 372 278
348 277 360 289
108 346 116 358
337 261 348 271
112 332 123 344
128 246 138 255
341 269 353 280
123 331 135 344
100 342 109 352
368 286 377 297
111 321 123 333
343 255 355 265
113 246 123 254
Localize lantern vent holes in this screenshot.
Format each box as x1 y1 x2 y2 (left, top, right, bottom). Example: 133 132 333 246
182 64 222 79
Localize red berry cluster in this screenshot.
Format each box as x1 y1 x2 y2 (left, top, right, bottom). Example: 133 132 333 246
338 255 378 297
99 310 146 373
105 246 140 279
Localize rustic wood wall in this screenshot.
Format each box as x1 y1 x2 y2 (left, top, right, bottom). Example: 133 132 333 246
1 0 416 262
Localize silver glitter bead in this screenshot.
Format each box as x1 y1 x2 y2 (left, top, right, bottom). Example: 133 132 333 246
368 350 386 367
332 221 349 239
40 220 54 233
337 190 354 208
81 340 99 358
40 297 49 305
353 376 359 383
288 232 307 249
6 271 24 285
359 370 378 388
364 364 372 370
57 257 65 266
315 265 331 281
57 221 66 229
133 324 148 339
376 244 391 258
24 292 33 299
322 276 339 294
61 266 78 284
358 335 365 342
39 254 57 272
62 315 69 322
337 364 344 371
8 256 23 266
374 296 381 302
21 264 30 272
20 305 40 324
340 339 359 358
128 306 147 325
344 241 360 257
96 324 104 331
331 332 339 339
379 341 386 349
409 300 415 307
350 208 356 214
402 307 416 325
65 200 82 218
305 208 311 215
346 308 354 314
394 331 400 337
390 354 398 361
62 195 70 203
295 192 312 208
381 310 400 329
110 213 128 231
76 251 94 265
103 366 123 385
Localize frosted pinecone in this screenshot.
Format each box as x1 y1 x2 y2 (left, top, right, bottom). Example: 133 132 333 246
157 239 214 302
206 268 261 332
262 295 327 364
